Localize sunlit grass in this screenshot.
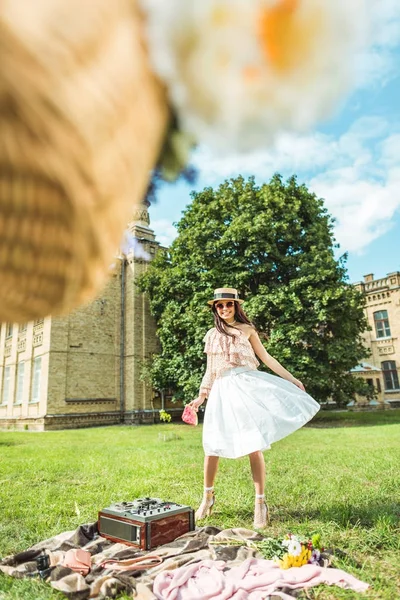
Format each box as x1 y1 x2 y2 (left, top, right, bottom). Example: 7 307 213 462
1 410 399 599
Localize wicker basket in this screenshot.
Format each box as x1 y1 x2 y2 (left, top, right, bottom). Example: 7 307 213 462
0 0 168 322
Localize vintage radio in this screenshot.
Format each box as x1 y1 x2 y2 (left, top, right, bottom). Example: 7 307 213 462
98 497 195 550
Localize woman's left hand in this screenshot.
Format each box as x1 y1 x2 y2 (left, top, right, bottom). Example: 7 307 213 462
292 378 305 391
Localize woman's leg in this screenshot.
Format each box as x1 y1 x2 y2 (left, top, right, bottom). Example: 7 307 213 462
204 455 219 487
195 455 219 521
249 450 265 495
249 451 269 527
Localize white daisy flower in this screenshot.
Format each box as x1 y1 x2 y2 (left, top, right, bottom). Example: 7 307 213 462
287 540 302 556
141 0 367 151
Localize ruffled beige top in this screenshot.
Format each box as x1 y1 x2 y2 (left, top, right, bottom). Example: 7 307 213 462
199 327 259 397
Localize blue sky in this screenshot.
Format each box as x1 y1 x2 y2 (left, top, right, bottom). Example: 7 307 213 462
149 0 400 284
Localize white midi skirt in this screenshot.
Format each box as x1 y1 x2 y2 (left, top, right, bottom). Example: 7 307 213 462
203 367 320 459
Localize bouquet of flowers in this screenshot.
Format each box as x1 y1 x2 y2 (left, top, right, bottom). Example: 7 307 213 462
273 533 324 569
211 532 326 570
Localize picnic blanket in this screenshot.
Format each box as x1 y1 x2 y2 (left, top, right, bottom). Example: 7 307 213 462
0 523 369 599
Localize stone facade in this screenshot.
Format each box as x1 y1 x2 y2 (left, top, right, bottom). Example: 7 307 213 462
0 204 178 431
349 362 385 408
353 271 400 407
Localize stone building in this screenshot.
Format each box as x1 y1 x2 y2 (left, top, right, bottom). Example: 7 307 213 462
353 271 400 407
0 203 176 431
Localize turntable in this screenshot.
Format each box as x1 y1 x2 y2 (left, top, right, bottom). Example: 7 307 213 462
98 497 195 550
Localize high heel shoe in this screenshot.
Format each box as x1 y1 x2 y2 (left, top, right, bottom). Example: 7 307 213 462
253 498 270 529
195 490 215 521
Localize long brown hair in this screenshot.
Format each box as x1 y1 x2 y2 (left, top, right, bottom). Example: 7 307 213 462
212 301 255 338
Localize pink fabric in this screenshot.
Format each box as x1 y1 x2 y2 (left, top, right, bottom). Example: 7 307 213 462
200 328 259 397
153 558 369 600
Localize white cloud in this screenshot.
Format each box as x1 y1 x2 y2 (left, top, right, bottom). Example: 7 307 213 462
192 133 338 181
370 0 400 46
379 134 400 168
191 113 400 255
151 218 178 248
356 0 400 86
308 121 400 252
192 116 392 183
310 169 400 252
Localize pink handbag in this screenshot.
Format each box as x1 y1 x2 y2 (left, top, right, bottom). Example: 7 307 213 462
62 549 91 576
181 404 198 426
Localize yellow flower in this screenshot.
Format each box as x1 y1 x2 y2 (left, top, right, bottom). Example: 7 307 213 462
280 554 293 569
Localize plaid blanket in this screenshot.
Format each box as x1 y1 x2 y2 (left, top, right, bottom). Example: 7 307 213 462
0 524 367 600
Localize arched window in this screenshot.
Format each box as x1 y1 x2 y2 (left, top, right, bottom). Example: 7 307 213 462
373 310 391 338
381 361 399 390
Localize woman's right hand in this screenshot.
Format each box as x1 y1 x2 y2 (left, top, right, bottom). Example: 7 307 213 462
291 378 305 391
189 397 205 411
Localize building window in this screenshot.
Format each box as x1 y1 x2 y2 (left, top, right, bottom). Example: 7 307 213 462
31 357 42 404
5 323 13 338
1 366 11 405
381 361 399 391
373 310 391 338
15 362 25 404
376 378 381 393
19 323 28 332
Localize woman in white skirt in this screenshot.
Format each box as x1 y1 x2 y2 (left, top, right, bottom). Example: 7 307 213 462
189 287 320 528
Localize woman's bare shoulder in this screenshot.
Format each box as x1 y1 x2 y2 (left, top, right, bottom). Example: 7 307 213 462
236 323 256 338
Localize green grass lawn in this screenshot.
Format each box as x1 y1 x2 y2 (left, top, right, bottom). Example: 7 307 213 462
1 410 399 599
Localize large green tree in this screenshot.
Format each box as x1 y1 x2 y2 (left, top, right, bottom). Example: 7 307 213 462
138 174 370 405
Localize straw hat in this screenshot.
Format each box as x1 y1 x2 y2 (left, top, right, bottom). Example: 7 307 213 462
207 288 244 306
0 0 169 322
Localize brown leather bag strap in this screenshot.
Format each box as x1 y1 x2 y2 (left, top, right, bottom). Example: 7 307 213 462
100 554 162 572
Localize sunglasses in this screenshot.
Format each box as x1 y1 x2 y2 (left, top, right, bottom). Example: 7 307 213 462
215 301 235 310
